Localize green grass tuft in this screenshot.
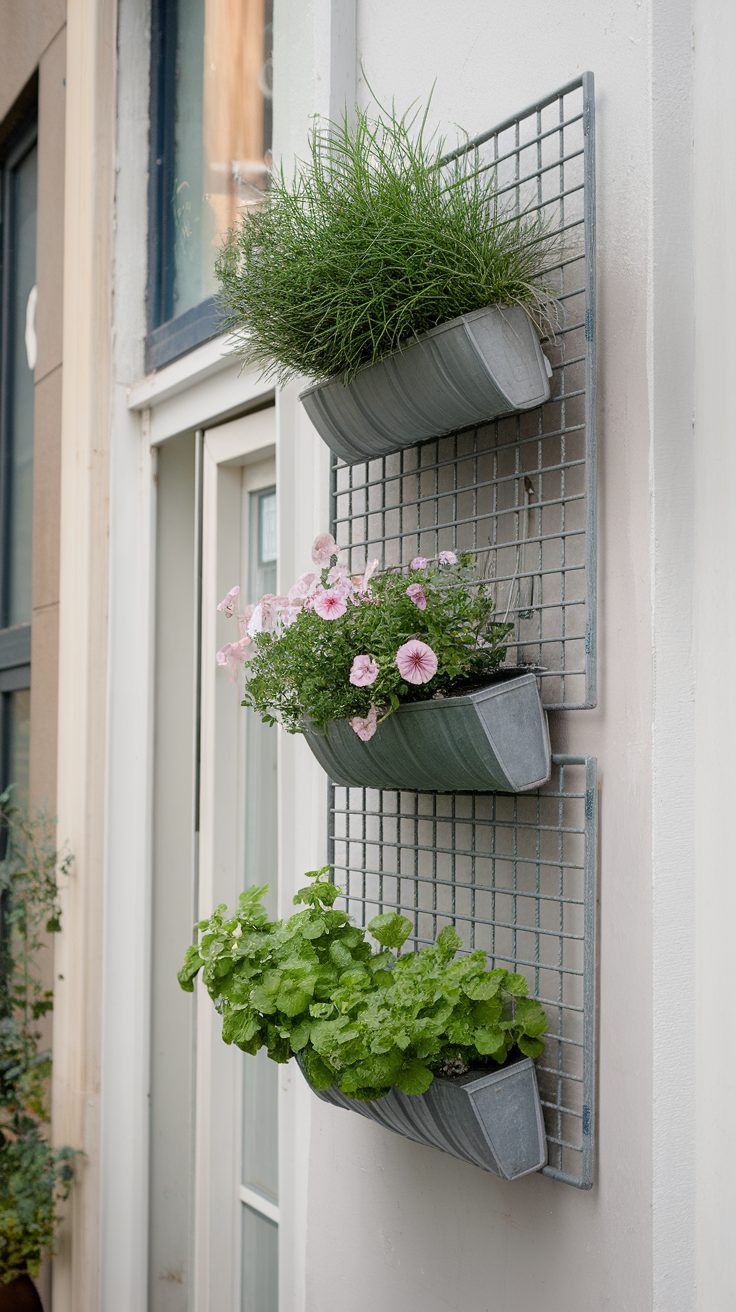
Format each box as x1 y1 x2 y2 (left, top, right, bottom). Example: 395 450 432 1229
215 100 561 384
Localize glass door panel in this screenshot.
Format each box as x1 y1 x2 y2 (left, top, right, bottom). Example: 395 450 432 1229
196 410 278 1311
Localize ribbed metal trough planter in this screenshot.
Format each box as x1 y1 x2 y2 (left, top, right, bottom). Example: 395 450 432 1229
303 671 551 794
302 1056 548 1180
300 305 551 465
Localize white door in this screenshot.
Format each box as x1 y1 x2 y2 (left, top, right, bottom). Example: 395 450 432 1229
195 406 279 1310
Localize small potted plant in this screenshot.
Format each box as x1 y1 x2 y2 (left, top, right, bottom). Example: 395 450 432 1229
216 102 558 465
179 867 548 1180
217 536 550 793
0 795 77 1311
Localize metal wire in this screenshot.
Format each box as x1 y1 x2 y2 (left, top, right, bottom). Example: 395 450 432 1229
327 76 598 1189
331 73 596 710
328 756 598 1189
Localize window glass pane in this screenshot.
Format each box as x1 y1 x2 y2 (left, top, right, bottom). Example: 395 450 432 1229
241 1206 278 1312
171 0 273 319
5 688 31 803
242 1048 278 1203
7 144 37 627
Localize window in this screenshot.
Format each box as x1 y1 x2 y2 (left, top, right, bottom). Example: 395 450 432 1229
148 0 274 370
0 120 36 800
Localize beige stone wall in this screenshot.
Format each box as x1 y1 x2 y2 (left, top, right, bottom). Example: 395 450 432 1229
1 13 66 1307
31 24 66 812
0 2 67 811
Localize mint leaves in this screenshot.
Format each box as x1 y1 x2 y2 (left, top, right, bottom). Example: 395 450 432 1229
179 868 548 1101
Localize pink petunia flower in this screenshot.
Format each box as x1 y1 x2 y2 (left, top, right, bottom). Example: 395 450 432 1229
406 583 427 610
350 705 379 742
216 636 252 680
312 533 339 567
395 639 438 685
360 559 380 591
248 594 289 635
217 585 240 618
327 563 349 585
237 604 255 639
410 556 428 570
438 550 458 565
313 588 348 620
289 572 318 603
349 654 379 687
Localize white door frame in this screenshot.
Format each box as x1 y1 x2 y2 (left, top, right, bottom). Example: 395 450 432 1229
195 408 277 1309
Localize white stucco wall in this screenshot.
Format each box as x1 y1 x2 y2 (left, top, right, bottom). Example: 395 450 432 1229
272 3 701 1310
692 0 736 1306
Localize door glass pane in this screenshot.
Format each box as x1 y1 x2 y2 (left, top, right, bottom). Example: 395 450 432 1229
244 487 277 898
242 1048 278 1202
241 1206 278 1312
171 0 273 318
242 483 279 1204
7 144 37 626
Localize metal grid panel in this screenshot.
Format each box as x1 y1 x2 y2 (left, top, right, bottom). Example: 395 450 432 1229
328 756 598 1189
331 73 596 710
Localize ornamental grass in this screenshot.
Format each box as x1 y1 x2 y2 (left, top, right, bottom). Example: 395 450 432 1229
215 100 560 384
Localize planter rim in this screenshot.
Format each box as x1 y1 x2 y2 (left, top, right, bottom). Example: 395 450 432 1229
299 303 539 399
298 1052 536 1101
432 1052 536 1092
301 669 541 736
380 669 540 718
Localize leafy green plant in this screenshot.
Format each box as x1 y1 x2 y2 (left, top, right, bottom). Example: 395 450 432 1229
217 540 511 739
0 793 77 1284
179 868 547 1102
215 99 559 384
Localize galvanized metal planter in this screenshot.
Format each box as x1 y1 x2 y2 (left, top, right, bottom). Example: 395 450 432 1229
303 671 551 794
300 306 551 465
302 1056 548 1181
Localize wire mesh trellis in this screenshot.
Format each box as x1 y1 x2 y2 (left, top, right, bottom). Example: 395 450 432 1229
331 72 596 710
326 77 598 1188
328 756 598 1189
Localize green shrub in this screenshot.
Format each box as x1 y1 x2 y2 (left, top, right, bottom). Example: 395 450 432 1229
179 868 547 1102
0 794 77 1284
215 100 559 383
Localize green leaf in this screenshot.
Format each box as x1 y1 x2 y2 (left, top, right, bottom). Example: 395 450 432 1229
473 1027 507 1057
328 940 355 970
368 913 413 949
395 1061 434 1096
289 1021 311 1051
301 917 326 940
435 925 462 957
504 973 529 996
462 973 503 1001
221 1010 260 1048
177 944 203 992
517 1036 545 1058
514 998 548 1037
301 1050 334 1091
276 985 312 1018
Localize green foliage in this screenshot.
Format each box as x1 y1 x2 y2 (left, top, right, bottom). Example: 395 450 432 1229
242 553 511 735
0 793 77 1283
215 99 560 384
179 869 547 1102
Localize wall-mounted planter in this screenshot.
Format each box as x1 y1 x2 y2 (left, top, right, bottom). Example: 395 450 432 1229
303 671 551 794
299 305 551 465
302 1055 547 1180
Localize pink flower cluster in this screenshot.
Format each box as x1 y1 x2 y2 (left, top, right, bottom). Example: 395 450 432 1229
218 533 444 742
215 532 376 675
